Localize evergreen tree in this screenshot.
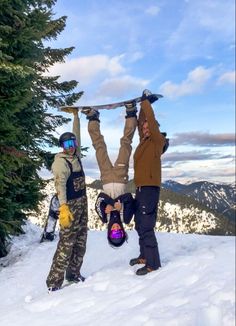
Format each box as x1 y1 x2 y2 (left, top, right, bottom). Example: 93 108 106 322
0 0 83 257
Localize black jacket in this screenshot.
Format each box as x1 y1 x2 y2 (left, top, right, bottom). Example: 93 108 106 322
95 192 135 224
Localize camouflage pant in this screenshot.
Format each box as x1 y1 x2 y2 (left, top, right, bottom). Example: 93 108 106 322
46 196 88 288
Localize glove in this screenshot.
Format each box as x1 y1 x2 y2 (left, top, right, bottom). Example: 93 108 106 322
141 89 158 104
59 204 74 228
60 107 78 115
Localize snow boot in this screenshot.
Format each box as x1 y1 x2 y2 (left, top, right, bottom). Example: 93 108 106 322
81 108 100 122
125 100 137 118
66 272 86 283
136 265 155 276
129 257 146 266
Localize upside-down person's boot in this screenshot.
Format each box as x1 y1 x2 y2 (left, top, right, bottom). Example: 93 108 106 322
124 100 137 118
81 108 100 122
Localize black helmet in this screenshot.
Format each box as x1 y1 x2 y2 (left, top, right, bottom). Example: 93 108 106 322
59 132 76 147
107 234 127 248
107 221 127 248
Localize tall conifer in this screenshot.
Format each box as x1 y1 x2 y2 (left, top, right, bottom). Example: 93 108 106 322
0 0 82 256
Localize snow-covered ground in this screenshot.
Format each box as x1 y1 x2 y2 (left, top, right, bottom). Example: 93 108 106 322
0 223 235 326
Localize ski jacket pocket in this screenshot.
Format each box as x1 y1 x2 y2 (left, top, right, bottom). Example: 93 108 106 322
136 186 160 215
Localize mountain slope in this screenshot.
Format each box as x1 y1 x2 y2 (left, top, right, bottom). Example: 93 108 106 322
163 180 236 222
31 179 235 236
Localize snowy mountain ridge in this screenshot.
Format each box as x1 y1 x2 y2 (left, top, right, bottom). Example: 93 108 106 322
29 179 235 236
162 180 235 222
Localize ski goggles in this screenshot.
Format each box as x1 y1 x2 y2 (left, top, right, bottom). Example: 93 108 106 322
62 139 78 150
109 229 125 239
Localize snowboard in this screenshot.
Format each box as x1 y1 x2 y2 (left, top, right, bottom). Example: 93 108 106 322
59 93 163 112
40 194 59 243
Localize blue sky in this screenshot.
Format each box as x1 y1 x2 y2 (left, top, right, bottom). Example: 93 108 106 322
45 0 235 184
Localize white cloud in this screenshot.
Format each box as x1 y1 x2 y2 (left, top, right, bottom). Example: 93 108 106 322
145 6 160 16
196 1 234 36
96 75 150 98
128 51 144 63
47 54 126 85
163 158 235 184
159 66 213 98
217 71 235 85
166 0 235 59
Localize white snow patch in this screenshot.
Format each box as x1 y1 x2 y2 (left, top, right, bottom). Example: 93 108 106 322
0 222 235 326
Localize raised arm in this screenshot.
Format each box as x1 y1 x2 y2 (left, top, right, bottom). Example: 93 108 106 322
72 111 81 158
137 105 146 139
140 100 164 143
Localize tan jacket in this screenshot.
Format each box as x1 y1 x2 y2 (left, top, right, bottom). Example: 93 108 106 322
133 100 165 187
52 114 83 205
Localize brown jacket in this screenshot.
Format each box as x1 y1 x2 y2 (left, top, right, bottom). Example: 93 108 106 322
133 100 165 187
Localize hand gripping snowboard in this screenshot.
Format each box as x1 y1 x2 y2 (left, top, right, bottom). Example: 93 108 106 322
59 93 163 112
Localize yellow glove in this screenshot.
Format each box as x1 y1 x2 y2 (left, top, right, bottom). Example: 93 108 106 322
59 204 74 228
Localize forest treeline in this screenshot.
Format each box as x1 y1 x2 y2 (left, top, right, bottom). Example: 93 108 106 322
0 0 82 257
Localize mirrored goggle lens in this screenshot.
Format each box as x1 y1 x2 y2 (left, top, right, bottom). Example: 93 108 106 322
109 229 124 239
62 139 77 149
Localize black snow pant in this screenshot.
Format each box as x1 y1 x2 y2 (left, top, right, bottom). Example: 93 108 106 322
134 186 161 270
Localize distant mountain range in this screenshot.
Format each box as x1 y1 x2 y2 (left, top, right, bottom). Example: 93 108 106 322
88 179 235 236
162 180 235 222
29 179 235 237
89 179 235 222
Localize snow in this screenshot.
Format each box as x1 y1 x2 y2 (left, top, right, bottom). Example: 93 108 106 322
85 176 95 184
0 222 235 326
